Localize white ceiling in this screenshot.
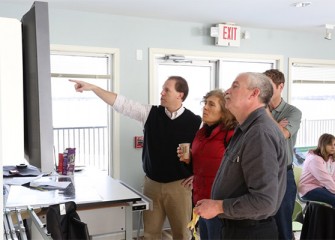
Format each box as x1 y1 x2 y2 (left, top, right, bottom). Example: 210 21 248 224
5 0 335 33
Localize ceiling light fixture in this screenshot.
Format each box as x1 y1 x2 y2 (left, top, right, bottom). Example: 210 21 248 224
292 1 312 7
325 24 334 40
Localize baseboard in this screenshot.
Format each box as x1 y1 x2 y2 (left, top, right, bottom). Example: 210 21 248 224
91 228 173 240
91 229 144 240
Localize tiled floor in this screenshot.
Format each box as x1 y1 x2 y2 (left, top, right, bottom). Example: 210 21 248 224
135 229 301 239
133 229 172 240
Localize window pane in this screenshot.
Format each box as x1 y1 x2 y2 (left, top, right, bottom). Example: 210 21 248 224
51 53 110 172
52 78 108 128
158 64 212 116
51 55 109 75
292 83 335 120
219 61 274 90
291 64 335 147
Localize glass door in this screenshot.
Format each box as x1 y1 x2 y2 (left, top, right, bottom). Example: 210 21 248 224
155 59 216 116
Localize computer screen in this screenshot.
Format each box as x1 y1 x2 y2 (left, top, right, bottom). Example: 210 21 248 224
21 1 54 172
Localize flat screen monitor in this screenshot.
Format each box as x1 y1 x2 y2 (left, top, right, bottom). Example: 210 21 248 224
21 1 54 172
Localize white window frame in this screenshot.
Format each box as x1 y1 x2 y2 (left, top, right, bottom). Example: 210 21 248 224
288 57 335 147
288 58 335 102
50 44 121 179
149 48 283 104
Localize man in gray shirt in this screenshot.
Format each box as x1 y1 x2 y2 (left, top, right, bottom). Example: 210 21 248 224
264 69 302 240
194 72 287 239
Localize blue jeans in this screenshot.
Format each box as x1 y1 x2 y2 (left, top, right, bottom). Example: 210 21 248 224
303 187 335 208
274 168 296 240
199 216 223 240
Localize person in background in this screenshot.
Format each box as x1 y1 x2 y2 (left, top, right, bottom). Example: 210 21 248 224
264 69 302 240
70 76 202 240
299 133 335 207
178 89 237 239
193 72 287 239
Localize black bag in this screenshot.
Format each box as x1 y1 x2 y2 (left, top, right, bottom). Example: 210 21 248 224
46 201 90 240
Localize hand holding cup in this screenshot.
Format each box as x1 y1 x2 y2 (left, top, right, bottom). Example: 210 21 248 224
177 143 191 164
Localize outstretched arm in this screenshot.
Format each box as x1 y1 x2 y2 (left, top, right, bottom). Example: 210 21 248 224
69 79 117 106
70 79 152 125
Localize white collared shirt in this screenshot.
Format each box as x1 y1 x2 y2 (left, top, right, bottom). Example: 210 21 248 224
165 106 185 120
113 94 185 126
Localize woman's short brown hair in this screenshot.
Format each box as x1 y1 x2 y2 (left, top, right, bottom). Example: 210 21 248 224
202 89 238 130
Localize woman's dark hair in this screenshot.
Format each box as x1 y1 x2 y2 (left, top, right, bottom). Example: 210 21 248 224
313 133 335 161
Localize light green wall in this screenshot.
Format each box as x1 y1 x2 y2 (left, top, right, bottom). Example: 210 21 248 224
1 2 335 191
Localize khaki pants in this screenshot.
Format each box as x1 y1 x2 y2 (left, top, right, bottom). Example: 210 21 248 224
143 176 192 240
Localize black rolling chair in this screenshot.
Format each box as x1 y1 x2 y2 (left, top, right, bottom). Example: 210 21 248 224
300 202 335 239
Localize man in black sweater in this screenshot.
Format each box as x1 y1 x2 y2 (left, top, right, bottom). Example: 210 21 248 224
71 76 201 240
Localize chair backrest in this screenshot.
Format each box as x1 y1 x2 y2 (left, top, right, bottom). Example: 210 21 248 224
292 200 304 223
293 166 309 205
292 173 305 232
300 202 335 239
292 200 304 232
293 166 302 187
292 200 303 232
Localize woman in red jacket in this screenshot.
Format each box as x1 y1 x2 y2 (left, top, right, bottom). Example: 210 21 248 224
178 89 237 239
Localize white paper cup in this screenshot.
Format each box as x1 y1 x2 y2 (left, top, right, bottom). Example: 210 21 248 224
179 143 190 159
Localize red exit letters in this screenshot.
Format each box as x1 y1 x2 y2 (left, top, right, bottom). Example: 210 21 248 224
223 26 238 40
216 24 240 47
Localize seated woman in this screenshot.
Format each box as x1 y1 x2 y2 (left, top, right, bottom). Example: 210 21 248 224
298 133 335 207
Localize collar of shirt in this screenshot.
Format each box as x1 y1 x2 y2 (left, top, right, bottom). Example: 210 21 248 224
239 107 266 133
271 98 286 116
165 106 185 120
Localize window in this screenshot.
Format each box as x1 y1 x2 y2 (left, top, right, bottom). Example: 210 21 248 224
219 60 275 90
289 59 335 147
50 46 119 176
155 59 215 116
150 48 280 116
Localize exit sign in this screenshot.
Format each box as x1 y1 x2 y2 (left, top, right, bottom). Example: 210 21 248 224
216 24 241 47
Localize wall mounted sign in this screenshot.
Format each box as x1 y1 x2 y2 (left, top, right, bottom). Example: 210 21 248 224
215 23 241 47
